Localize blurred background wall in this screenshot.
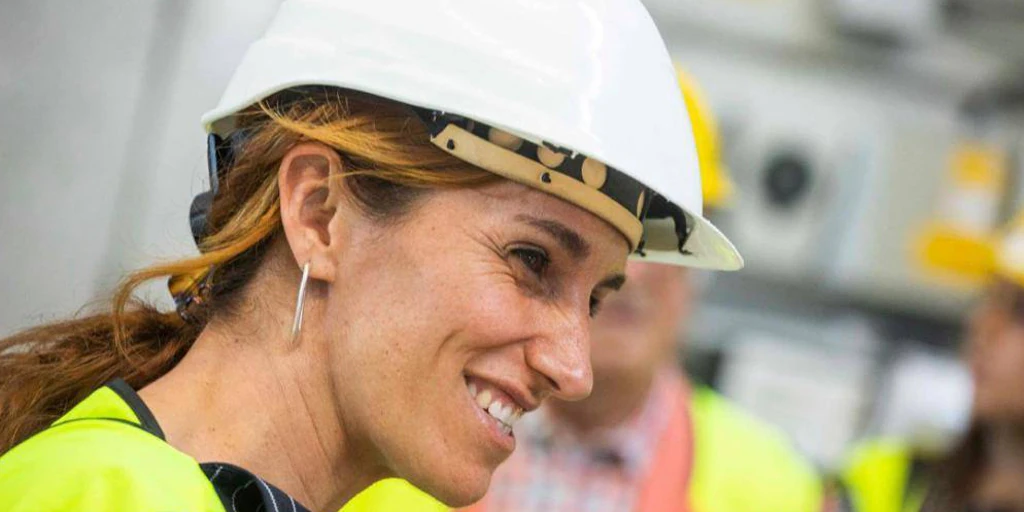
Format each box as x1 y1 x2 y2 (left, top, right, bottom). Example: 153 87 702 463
4 0 1024 473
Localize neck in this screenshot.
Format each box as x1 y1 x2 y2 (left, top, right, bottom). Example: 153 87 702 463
550 366 667 435
139 318 381 511
987 423 1024 473
972 424 1024 508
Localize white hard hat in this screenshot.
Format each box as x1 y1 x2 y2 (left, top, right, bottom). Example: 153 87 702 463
202 0 742 270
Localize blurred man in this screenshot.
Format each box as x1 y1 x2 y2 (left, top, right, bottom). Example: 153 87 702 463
462 69 822 512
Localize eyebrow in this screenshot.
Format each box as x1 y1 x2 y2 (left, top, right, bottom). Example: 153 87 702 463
514 214 591 260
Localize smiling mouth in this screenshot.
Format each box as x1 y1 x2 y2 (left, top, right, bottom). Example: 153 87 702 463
465 376 525 436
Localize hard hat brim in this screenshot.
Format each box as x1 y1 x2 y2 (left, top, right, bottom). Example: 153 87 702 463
634 214 743 270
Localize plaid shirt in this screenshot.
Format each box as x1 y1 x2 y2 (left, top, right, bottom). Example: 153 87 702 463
472 369 688 512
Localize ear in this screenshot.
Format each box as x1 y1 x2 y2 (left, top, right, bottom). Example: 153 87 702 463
278 141 346 284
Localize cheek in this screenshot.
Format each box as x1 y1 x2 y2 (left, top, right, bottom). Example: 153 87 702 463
588 320 664 376
976 329 1024 411
991 335 1024 383
450 277 540 351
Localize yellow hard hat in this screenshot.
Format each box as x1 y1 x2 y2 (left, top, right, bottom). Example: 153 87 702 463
676 66 735 210
914 142 1007 287
922 210 1024 290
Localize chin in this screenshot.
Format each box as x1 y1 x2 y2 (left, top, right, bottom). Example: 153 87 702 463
417 470 492 508
401 454 494 508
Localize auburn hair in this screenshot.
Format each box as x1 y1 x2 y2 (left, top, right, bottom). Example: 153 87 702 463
0 88 497 454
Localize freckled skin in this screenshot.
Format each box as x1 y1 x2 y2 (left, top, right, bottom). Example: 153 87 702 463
138 142 629 511
320 180 628 505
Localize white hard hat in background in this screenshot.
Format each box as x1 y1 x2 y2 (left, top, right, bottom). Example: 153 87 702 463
202 0 742 270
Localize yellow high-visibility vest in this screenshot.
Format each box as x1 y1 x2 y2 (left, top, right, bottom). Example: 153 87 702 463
688 387 822 512
343 478 449 512
0 384 224 512
840 439 925 512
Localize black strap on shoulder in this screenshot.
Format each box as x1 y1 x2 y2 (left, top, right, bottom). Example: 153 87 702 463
43 380 164 441
44 380 311 512
201 462 311 512
46 416 160 437
104 378 166 440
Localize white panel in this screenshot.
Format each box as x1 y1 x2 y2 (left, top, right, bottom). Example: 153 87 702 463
720 323 877 469
96 0 283 306
0 0 283 333
665 35 977 317
0 1 160 334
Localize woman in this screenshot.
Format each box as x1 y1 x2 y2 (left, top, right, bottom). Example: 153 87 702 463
0 1 742 511
922 213 1024 512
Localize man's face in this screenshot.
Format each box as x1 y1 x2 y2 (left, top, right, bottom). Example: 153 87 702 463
587 261 692 387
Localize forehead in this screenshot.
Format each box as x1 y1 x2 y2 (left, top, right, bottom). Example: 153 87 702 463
418 180 629 263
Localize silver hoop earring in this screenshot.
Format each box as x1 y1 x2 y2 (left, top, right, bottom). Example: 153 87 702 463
291 261 311 342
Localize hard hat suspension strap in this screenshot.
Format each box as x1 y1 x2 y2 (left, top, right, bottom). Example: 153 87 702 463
413 108 650 251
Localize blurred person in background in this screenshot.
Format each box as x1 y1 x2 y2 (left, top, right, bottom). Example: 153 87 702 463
460 69 821 512
840 211 1024 512
0 2 744 512
928 211 1024 512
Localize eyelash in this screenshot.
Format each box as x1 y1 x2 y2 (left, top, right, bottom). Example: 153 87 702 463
510 245 602 318
510 246 550 277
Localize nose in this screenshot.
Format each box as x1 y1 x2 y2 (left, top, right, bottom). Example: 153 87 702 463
524 308 594 402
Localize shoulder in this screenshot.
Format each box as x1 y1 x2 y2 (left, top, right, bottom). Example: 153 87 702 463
692 388 794 451
840 438 912 496
844 438 910 472
690 388 822 512
0 418 222 512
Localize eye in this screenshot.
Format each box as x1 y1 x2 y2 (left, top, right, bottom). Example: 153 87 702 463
510 246 549 277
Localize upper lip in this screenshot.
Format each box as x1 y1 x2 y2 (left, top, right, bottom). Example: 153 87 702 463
468 373 540 413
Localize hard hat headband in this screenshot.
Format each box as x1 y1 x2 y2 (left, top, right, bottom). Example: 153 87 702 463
190 94 698 267
414 109 651 250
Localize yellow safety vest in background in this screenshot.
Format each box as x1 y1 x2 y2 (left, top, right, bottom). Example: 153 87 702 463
840 439 925 512
688 386 823 512
342 386 822 512
0 386 224 512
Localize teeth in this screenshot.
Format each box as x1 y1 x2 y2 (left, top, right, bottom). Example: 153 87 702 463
467 379 525 431
488 401 503 420
485 398 520 429
501 404 514 424
476 389 492 409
